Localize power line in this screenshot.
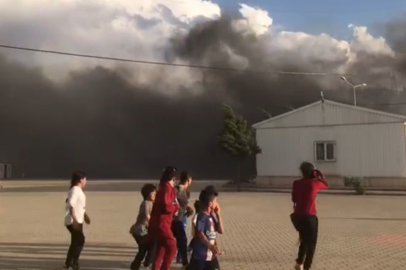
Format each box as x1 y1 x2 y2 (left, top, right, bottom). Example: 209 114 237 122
2 44 406 107
0 44 352 77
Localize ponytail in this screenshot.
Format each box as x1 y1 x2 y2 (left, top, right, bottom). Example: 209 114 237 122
160 166 177 184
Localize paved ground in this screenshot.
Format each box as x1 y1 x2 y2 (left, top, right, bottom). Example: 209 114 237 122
1 181 406 270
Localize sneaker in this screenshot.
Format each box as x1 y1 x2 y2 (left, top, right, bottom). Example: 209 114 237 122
62 265 73 270
294 263 303 270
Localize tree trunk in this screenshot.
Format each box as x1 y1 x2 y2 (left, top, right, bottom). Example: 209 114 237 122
237 157 242 192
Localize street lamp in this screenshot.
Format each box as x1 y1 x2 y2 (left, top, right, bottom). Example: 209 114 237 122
341 76 367 107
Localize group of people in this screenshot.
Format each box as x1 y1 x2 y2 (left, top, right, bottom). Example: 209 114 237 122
63 161 327 270
63 166 224 270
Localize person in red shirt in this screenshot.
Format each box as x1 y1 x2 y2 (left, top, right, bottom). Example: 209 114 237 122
148 166 180 270
291 162 328 270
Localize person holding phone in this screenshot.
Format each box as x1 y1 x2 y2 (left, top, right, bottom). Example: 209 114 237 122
64 171 91 270
291 162 328 270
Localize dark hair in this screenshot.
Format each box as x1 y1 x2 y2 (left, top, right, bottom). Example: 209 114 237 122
194 200 202 213
203 185 218 197
199 189 216 209
70 171 86 189
141 184 157 200
180 171 191 185
160 166 177 183
300 162 315 178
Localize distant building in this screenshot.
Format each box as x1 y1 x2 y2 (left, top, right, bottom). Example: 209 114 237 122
0 163 12 179
253 100 406 188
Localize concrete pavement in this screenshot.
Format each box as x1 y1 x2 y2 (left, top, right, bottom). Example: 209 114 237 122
1 181 406 269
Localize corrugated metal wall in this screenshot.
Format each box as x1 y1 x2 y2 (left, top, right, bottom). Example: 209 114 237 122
260 101 405 128
256 122 406 178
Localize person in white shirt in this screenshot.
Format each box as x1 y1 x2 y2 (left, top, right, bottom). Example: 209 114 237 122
63 171 90 270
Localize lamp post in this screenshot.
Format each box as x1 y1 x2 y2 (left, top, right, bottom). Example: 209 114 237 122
341 76 367 106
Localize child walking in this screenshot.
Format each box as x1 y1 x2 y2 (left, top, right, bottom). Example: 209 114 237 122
187 189 222 270
129 184 157 270
173 171 193 266
189 186 224 255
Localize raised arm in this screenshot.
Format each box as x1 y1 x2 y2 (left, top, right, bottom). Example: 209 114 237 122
213 204 224 234
315 170 328 189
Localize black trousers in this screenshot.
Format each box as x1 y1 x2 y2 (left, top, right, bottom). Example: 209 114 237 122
291 215 318 270
130 234 153 270
172 220 188 266
65 224 85 268
186 257 220 270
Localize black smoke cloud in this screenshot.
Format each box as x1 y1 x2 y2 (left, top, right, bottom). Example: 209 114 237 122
385 19 406 74
0 55 236 179
1 17 406 179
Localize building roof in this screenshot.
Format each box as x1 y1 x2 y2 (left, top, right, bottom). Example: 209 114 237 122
253 99 406 129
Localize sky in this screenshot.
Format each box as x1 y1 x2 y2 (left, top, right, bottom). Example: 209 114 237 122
214 0 406 38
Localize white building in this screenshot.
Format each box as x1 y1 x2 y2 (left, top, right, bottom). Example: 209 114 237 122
253 99 406 188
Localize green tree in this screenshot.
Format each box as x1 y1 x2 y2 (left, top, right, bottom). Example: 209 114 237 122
219 104 261 190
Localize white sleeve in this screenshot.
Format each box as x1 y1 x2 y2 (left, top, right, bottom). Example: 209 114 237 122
67 187 79 207
191 215 197 237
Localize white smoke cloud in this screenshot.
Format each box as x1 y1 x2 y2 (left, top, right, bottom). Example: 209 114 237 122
0 0 219 87
232 4 273 36
348 24 395 57
268 32 351 70
0 0 399 89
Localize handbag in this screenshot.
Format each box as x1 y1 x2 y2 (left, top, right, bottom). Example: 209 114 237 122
129 223 137 235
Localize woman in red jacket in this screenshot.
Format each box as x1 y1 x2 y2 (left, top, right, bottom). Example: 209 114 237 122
148 166 180 270
291 162 328 270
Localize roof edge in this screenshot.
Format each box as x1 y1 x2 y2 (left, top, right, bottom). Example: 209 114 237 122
252 100 322 128
252 99 406 128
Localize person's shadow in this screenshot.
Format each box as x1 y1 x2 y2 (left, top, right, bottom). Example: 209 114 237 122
0 242 136 269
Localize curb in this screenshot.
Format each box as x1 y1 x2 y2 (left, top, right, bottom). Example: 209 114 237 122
221 186 406 196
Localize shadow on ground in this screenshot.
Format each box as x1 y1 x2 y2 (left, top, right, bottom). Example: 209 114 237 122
0 242 136 270
323 217 406 221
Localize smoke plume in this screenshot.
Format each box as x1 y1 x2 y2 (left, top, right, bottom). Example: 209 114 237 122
0 1 406 178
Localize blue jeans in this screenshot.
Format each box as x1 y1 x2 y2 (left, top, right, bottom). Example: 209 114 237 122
182 216 187 229
175 217 188 263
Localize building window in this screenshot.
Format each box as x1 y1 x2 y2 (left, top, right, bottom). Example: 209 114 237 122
315 142 336 162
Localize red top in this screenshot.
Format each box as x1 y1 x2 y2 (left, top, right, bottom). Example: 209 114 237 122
292 177 328 216
149 182 180 239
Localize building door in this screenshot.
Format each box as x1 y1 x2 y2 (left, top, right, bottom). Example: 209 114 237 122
0 164 5 179
5 163 12 179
